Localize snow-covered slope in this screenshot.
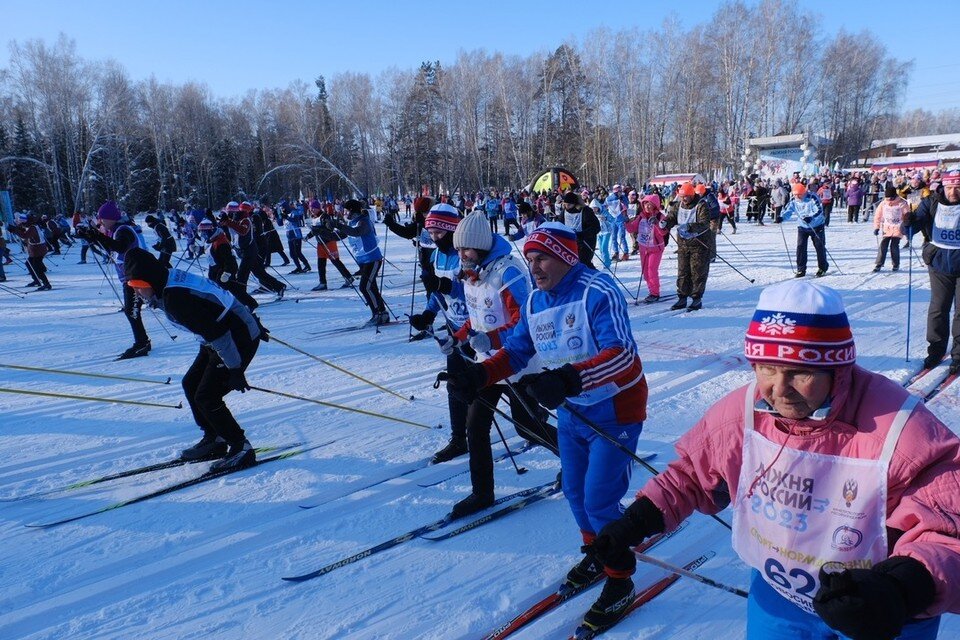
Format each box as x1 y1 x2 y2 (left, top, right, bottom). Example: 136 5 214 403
1 219 957 639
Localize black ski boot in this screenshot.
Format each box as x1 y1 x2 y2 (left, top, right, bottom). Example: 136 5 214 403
210 439 256 471
450 492 494 518
431 437 468 464
687 298 702 311
642 294 659 303
117 341 151 360
311 282 328 291
180 434 228 461
815 268 828 277
581 576 635 631
669 297 687 311
564 549 604 589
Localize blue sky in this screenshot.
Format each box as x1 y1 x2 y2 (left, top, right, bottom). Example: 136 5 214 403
4 0 959 113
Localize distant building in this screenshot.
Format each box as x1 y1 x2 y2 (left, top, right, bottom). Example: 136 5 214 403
744 134 825 180
857 133 960 172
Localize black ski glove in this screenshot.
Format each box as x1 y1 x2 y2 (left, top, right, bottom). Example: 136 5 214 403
519 364 582 410
592 496 666 568
254 315 270 342
874 228 880 236
227 369 251 393
409 310 436 331
813 556 936 640
421 272 453 295
802 215 813 224
442 354 487 403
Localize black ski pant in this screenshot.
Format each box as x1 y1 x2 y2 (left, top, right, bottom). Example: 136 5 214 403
358 260 385 314
847 205 861 223
822 201 833 226
503 218 521 235
123 282 149 346
926 267 960 364
27 256 50 287
209 247 258 311
717 213 736 232
465 384 559 496
447 352 469 441
488 217 499 234
796 226 828 274
876 236 900 269
318 257 353 286
182 341 259 446
80 243 90 262
238 250 283 293
157 250 172 269
288 238 310 271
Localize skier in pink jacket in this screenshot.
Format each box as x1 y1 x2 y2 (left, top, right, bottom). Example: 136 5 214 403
592 279 960 640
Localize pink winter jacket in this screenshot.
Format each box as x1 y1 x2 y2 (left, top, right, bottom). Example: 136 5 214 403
874 198 909 238
639 364 960 617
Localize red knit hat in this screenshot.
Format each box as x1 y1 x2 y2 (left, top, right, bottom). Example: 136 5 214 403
523 222 579 266
424 203 461 232
745 281 855 368
942 170 960 186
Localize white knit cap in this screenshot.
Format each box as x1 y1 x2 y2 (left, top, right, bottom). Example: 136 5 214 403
453 211 494 251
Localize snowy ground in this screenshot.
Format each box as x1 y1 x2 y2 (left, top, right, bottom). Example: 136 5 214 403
1 217 958 640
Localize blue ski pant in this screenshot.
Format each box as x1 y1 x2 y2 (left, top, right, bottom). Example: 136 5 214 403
597 232 612 269
612 222 629 255
557 406 642 536
746 571 940 640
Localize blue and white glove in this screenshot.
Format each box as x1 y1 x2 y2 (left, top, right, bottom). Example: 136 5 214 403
469 331 492 353
438 334 461 356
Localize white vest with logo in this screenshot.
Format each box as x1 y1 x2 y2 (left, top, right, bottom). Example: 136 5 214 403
731 382 917 613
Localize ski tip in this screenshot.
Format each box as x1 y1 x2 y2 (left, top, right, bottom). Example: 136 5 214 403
164 377 172 384
175 401 183 409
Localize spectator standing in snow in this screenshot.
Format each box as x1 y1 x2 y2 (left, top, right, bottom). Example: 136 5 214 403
661 182 711 311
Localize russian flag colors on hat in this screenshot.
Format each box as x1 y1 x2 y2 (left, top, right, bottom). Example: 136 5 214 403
523 222 579 266
744 280 855 368
425 203 460 232
942 170 960 186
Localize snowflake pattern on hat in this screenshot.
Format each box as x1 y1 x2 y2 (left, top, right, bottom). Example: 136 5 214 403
757 313 797 336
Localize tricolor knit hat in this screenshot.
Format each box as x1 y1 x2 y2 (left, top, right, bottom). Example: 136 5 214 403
97 201 122 221
425 203 460 232
942 170 960 186
453 211 494 251
745 280 855 368
523 222 579 267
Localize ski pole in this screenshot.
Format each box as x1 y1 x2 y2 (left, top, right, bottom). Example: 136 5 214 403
718 229 752 263
302 235 367 305
408 231 422 340
332 229 397 322
491 415 528 475
0 282 26 298
90 249 123 305
0 386 182 409
692 235 755 284
269 335 413 401
557 399 732 531
267 263 297 290
813 226 843 275
906 231 914 362
249 386 437 429
778 218 797 274
0 363 171 385
634 552 748 598
146 304 178 341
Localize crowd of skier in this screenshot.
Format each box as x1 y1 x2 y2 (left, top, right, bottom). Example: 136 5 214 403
4 165 960 639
